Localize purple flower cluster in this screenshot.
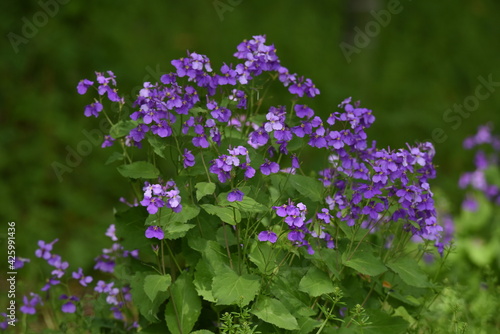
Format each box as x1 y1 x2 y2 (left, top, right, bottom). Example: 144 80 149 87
460 124 500 206
256 97 441 252
16 226 139 326
209 146 254 183
95 224 139 273
77 71 123 118
140 180 182 215
260 200 334 254
94 280 133 320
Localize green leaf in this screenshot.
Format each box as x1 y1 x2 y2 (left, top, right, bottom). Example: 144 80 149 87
298 266 335 297
272 267 315 318
190 106 208 114
387 257 431 288
296 316 322 334
147 205 200 225
251 297 299 330
200 204 241 225
342 250 387 277
288 174 323 202
130 271 168 323
115 206 151 255
191 331 215 334
356 309 409 334
105 151 124 165
212 266 260 306
165 222 196 240
195 182 216 201
147 135 168 159
227 195 267 214
144 274 172 302
117 161 159 179
110 120 140 138
193 260 216 302
248 241 277 275
165 273 201 334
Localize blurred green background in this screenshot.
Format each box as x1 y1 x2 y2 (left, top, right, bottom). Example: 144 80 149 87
1 0 500 272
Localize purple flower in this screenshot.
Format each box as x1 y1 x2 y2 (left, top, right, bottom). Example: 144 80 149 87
105 224 118 241
59 295 79 313
145 226 164 240
258 231 278 243
83 102 103 117
294 104 314 119
140 196 165 215
72 268 93 287
260 160 280 175
101 135 115 148
35 239 58 260
462 194 478 211
227 189 244 202
20 293 42 315
183 149 195 168
41 276 61 291
94 254 115 273
77 79 94 95
14 257 30 269
95 280 114 294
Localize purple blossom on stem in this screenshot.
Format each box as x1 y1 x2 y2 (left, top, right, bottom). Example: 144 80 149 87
35 239 58 260
227 189 244 202
260 160 280 175
77 79 94 95
145 226 164 240
59 295 79 313
258 231 278 243
20 293 42 314
83 102 103 117
72 268 93 287
183 149 195 168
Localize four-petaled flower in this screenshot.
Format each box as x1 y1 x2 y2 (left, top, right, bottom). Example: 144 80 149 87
145 226 164 240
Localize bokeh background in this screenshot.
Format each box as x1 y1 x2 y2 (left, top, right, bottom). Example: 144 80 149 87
1 0 500 280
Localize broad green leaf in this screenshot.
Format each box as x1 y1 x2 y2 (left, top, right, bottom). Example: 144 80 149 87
317 248 341 279
190 106 208 114
195 182 216 201
212 267 260 306
117 161 159 179
165 222 196 240
227 195 267 214
288 174 323 202
251 297 299 330
342 250 387 277
105 151 124 165
115 206 151 254
216 225 238 247
193 260 216 302
272 267 315 318
386 257 430 288
144 274 172 302
353 309 409 334
147 135 168 158
165 273 201 334
147 204 200 225
298 266 335 297
110 120 140 138
130 271 168 323
296 316 322 334
201 204 241 225
191 331 215 334
248 242 277 275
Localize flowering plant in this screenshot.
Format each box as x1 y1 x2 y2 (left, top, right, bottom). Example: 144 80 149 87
8 35 449 333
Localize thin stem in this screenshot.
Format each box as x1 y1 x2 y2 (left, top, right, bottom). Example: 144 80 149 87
222 222 234 270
